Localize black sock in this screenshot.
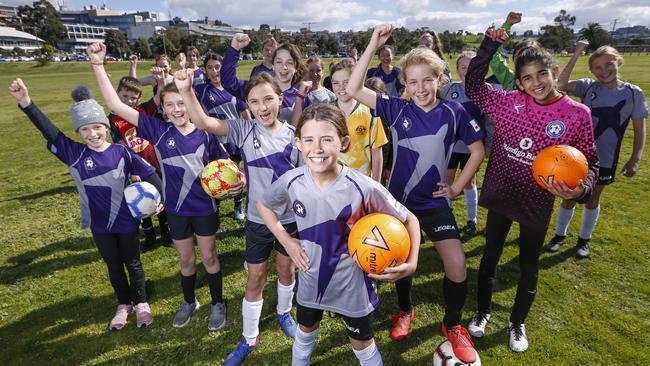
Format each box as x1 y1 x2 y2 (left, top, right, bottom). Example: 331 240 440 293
181 273 196 304
395 275 413 313
443 276 467 329
206 270 223 305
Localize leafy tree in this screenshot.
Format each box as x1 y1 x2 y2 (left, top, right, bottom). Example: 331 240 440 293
12 47 25 56
439 31 466 54
17 0 66 46
579 23 609 51
104 30 131 58
150 28 179 56
132 38 152 59
538 9 576 51
36 43 55 66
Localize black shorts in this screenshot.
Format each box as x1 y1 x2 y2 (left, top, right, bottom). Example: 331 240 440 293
596 166 615 186
296 303 374 341
245 220 297 264
166 211 219 240
447 152 470 170
413 206 461 242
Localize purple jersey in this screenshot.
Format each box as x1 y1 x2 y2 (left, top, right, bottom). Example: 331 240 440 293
262 165 408 317
193 68 207 86
366 66 403 97
137 114 229 216
375 94 484 211
48 134 155 233
249 62 275 78
466 35 599 230
194 83 248 120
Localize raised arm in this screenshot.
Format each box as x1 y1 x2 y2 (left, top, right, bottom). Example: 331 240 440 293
87 43 140 125
289 80 312 126
128 54 138 78
221 34 252 100
348 24 395 109
173 69 230 136
9 78 60 143
466 28 509 117
489 12 520 89
558 40 589 93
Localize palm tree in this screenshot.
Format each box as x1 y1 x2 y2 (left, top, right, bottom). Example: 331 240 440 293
579 23 610 52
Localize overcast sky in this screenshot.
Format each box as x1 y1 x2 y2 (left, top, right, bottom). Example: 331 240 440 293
4 0 650 34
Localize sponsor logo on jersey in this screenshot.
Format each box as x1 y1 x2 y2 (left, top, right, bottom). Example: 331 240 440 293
355 125 367 135
469 119 481 132
253 137 261 149
166 137 176 149
503 141 536 165
519 137 533 150
293 200 306 217
402 118 412 131
84 157 96 170
546 120 566 138
451 91 459 99
514 103 525 114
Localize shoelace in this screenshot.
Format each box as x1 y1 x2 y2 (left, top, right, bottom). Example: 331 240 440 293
475 313 488 326
450 327 475 347
511 324 524 340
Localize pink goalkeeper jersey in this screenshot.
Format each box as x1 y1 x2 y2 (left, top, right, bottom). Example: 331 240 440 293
466 35 599 230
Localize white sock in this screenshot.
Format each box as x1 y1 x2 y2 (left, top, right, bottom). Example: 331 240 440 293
277 280 295 315
579 206 600 239
352 341 383 366
463 187 478 223
242 298 263 345
292 327 319 366
555 206 575 236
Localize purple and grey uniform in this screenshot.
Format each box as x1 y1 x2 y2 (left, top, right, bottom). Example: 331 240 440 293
366 67 403 97
262 165 408 317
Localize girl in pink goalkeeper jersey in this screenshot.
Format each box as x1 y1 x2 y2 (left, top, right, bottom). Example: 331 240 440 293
465 28 599 353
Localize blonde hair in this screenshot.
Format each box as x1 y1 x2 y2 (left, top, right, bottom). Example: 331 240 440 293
589 46 624 70
455 51 476 70
399 47 445 84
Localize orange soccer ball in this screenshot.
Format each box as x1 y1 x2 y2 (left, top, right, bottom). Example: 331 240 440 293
348 213 411 274
532 145 588 190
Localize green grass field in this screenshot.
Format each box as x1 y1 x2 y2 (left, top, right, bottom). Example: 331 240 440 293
1 56 649 365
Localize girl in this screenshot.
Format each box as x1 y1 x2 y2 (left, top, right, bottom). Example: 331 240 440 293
546 41 647 257
130 54 175 88
348 24 485 364
173 69 301 366
177 46 207 86
465 28 599 352
440 51 491 238
256 103 420 366
222 33 303 123
194 52 251 221
365 45 404 97
249 37 277 78
303 56 336 105
9 79 162 331
88 42 242 331
418 32 452 83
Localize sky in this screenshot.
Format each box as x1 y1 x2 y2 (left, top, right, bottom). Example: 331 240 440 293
4 0 650 34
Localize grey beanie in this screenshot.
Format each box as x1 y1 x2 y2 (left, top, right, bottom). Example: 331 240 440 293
70 85 110 131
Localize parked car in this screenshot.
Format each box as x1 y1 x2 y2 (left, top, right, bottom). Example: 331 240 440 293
105 55 117 61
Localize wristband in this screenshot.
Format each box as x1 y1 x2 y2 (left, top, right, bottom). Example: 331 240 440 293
91 61 104 66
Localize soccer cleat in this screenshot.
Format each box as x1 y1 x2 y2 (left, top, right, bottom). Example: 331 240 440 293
468 311 491 338
224 336 259 366
389 310 415 341
172 299 200 328
277 311 298 338
208 302 227 331
233 206 246 222
544 234 566 252
508 322 529 352
442 324 477 363
134 302 153 328
576 237 590 258
464 221 477 237
141 228 157 252
109 304 132 331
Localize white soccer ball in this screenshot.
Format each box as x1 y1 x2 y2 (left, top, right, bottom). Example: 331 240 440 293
433 340 481 366
124 182 161 219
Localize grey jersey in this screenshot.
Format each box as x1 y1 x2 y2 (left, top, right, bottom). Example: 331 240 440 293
573 79 648 168
226 119 301 224
263 165 408 317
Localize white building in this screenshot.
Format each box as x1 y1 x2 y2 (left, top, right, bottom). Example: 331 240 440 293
0 26 44 51
60 23 119 52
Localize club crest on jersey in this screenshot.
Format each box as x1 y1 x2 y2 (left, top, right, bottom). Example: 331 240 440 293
519 137 533 150
355 125 367 135
292 200 306 217
253 137 261 149
84 157 96 170
451 91 459 99
546 120 566 138
402 117 412 131
166 137 176 149
590 91 598 100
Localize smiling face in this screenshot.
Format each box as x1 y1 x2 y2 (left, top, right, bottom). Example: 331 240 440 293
157 59 171 75
308 62 323 84
247 82 282 128
515 61 560 103
78 123 109 150
379 48 393 68
206 59 222 86
590 54 620 86
273 49 296 86
263 39 277 64
456 56 471 82
296 119 349 177
161 92 189 127
189 53 199 68
331 68 352 103
404 64 441 111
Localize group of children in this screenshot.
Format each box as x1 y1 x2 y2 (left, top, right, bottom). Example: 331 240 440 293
9 9 647 365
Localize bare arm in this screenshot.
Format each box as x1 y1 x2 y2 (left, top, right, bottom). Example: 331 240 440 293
432 140 485 199
289 81 312 126
558 40 589 93
371 147 383 182
369 210 420 281
87 42 140 125
256 200 310 271
622 117 646 177
348 24 395 109
173 69 230 136
128 54 138 78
